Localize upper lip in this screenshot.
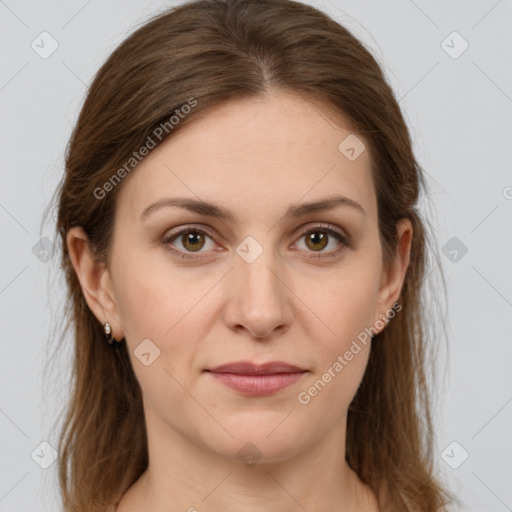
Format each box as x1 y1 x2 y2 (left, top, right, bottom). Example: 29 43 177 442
207 361 306 375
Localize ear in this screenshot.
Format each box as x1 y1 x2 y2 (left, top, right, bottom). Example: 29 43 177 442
372 217 413 333
66 226 125 341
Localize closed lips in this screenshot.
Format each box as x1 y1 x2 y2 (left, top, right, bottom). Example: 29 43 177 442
206 361 307 375
205 361 308 396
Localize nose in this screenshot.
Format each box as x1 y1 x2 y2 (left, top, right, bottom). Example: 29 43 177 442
222 246 293 340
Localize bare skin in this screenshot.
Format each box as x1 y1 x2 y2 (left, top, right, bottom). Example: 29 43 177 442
68 89 411 512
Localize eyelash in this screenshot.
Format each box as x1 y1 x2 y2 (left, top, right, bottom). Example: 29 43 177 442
161 223 349 261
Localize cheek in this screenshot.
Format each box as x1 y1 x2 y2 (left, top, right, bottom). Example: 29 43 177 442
112 258 211 415
296 341 370 440
294 278 377 417
293 265 379 407
298 265 380 350
112 253 216 373
113 248 197 334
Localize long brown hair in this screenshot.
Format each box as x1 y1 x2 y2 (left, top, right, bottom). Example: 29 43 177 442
44 0 458 510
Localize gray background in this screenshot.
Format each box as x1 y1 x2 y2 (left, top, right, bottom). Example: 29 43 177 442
1 1 511 511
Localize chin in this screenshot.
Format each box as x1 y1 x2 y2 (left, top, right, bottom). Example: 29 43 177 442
201 414 315 465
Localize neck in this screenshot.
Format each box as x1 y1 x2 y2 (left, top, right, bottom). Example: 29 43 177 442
123 402 379 512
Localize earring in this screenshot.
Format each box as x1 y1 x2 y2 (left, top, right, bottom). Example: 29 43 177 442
103 322 118 345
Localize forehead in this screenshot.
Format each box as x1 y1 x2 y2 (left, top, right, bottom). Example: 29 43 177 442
116 90 377 224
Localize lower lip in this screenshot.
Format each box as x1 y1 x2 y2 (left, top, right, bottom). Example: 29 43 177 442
207 371 306 395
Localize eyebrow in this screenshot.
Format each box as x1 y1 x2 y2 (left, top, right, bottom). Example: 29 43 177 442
140 194 366 222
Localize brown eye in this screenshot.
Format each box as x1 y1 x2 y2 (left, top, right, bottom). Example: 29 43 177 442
162 223 348 261
294 224 348 259
180 231 206 252
162 228 216 259
304 231 329 252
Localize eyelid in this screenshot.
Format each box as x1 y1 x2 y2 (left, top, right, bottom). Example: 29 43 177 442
161 222 349 260
294 222 348 243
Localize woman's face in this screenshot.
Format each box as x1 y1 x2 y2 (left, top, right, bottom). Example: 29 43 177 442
72 90 411 464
